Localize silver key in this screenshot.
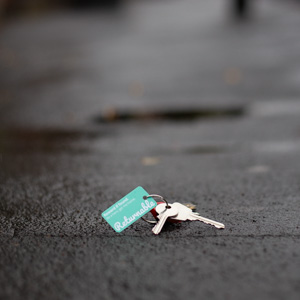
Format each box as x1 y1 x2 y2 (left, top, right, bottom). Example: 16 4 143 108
156 202 225 229
152 204 178 235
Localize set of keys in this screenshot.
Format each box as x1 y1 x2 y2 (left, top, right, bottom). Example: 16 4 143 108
148 201 225 235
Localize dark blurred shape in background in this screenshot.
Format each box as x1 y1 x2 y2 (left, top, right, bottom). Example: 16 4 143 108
0 0 122 18
70 0 121 9
1 0 60 17
232 0 250 19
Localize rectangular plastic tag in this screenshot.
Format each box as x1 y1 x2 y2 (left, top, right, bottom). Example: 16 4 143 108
101 186 157 233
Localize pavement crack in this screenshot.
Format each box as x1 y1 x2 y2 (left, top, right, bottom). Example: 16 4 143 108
95 107 245 123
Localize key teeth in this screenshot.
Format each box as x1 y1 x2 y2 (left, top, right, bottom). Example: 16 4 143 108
198 219 225 229
188 215 225 229
216 224 225 229
202 221 225 229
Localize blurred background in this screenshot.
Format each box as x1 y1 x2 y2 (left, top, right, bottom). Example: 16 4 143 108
0 0 300 127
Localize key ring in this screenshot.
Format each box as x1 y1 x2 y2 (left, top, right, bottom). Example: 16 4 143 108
141 194 169 224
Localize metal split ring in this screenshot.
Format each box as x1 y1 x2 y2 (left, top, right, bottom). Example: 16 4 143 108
141 194 169 224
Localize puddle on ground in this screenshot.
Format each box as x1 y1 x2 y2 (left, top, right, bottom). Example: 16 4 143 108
95 106 245 123
249 101 300 117
246 165 270 174
181 145 227 154
155 144 229 156
0 128 101 154
253 141 300 154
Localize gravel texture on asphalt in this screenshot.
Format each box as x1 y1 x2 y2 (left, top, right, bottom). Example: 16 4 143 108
1 1 300 299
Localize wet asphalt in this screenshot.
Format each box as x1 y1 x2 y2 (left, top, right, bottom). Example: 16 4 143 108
1 1 300 299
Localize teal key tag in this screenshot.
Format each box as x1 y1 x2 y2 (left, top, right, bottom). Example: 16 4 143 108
101 186 157 233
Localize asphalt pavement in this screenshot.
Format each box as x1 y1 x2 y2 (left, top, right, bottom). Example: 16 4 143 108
1 1 300 300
